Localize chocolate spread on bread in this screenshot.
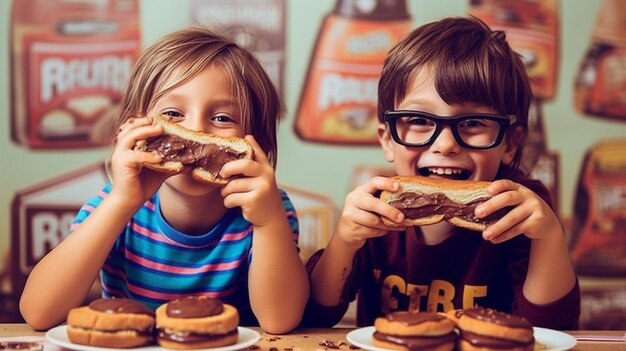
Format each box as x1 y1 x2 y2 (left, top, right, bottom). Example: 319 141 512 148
89 298 154 316
388 192 509 225
373 332 457 351
165 296 224 318
144 135 245 176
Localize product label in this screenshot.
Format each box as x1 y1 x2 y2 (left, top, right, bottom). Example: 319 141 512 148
295 16 411 145
11 0 141 149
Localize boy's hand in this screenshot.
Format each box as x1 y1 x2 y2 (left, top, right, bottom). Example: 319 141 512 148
334 176 407 248
220 136 283 227
475 179 562 243
108 116 170 209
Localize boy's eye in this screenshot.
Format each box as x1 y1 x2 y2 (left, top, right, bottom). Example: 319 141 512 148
406 117 434 126
460 119 488 128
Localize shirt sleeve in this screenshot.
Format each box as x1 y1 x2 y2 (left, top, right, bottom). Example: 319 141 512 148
70 183 112 232
516 279 581 329
299 249 357 327
278 188 300 250
511 174 581 329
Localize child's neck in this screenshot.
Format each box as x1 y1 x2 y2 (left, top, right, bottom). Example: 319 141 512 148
415 222 455 245
158 187 228 235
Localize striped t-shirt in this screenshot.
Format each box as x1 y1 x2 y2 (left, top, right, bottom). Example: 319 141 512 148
71 183 299 325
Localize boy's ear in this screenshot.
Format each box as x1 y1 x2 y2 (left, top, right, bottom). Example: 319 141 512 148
502 126 523 165
377 123 394 162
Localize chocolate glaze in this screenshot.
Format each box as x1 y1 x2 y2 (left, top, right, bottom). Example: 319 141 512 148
158 328 237 343
389 192 510 225
89 298 154 316
166 296 224 319
461 330 534 348
373 331 457 351
464 307 532 329
387 311 446 325
144 135 245 178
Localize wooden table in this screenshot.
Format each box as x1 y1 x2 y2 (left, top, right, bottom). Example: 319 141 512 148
1 323 624 350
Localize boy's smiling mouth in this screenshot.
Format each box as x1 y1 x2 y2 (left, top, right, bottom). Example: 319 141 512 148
418 167 471 180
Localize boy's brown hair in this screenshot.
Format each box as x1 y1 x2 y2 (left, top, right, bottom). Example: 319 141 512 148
115 27 282 167
378 16 532 177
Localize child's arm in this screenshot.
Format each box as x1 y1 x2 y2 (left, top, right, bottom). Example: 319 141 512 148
220 136 309 334
19 117 167 330
475 179 577 305
309 177 405 308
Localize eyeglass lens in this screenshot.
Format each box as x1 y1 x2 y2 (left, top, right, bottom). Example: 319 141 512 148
395 115 502 147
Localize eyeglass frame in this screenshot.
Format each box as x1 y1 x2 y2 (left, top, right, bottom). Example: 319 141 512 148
383 110 518 150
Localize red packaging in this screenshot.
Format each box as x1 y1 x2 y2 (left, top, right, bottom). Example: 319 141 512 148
10 0 141 149
295 0 411 145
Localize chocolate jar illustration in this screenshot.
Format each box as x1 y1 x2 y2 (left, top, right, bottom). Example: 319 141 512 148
10 0 141 149
294 0 411 145
469 0 560 101
574 0 626 120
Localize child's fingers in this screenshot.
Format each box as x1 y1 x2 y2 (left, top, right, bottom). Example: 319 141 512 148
244 135 270 165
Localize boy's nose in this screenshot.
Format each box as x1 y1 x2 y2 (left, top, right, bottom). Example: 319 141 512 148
430 127 461 155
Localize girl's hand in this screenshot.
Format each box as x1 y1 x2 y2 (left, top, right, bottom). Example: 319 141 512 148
108 116 170 209
220 136 283 227
334 176 406 248
475 179 562 243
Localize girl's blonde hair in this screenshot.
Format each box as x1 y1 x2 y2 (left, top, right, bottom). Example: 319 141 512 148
114 27 282 167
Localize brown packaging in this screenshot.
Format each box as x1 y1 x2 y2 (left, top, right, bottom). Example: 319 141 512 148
10 0 141 149
570 138 626 276
574 0 626 120
294 0 411 145
190 0 286 100
469 0 560 101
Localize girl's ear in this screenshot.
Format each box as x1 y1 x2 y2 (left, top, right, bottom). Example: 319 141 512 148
377 123 394 162
502 126 523 165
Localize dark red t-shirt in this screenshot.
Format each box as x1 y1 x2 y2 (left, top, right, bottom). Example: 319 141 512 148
302 176 580 329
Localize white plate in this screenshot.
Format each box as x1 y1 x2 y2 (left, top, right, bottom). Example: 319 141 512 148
45 325 260 351
346 326 577 351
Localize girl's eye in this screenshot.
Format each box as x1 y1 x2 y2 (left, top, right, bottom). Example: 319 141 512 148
161 110 184 122
211 114 236 124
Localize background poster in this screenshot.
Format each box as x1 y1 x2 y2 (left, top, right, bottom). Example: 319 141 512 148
1 0 626 328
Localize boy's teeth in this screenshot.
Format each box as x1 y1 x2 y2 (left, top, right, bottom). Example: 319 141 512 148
428 167 461 175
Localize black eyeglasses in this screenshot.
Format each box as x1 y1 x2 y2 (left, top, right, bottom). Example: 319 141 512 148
384 110 517 149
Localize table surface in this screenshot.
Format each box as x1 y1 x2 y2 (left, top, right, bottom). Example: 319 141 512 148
1 324 625 350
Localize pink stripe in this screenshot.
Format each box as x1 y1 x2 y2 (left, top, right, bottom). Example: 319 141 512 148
100 272 238 301
124 249 246 274
125 284 237 301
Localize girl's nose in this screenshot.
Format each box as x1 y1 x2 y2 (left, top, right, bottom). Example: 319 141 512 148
181 114 205 133
430 127 461 155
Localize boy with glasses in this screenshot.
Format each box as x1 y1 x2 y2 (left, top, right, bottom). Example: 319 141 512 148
303 16 580 330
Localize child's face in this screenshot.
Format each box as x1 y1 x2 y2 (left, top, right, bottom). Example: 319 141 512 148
147 63 245 138
147 63 245 194
378 68 517 182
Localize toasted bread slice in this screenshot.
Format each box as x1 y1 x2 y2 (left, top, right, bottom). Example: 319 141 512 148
134 115 253 185
380 176 493 231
